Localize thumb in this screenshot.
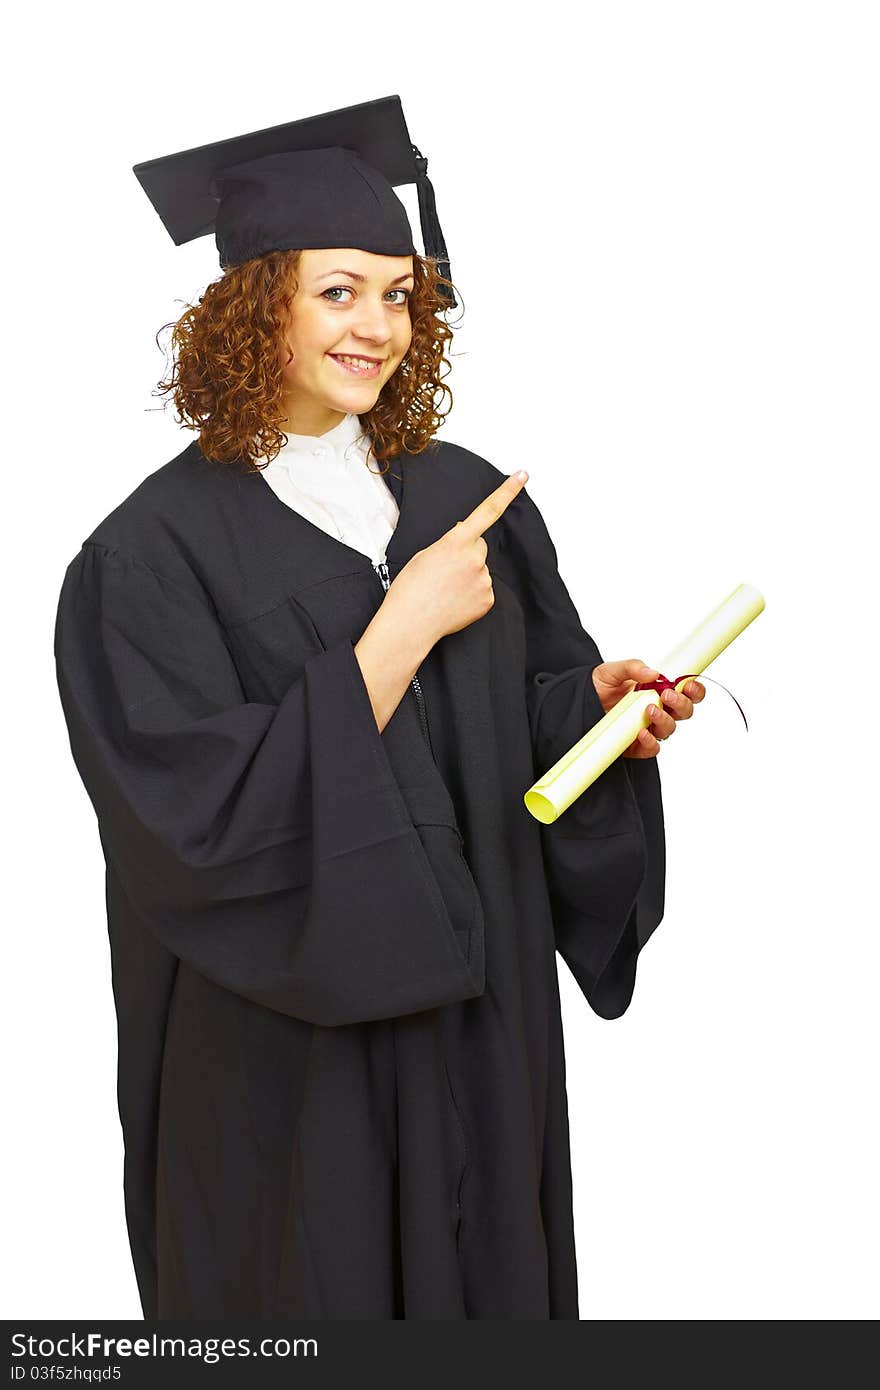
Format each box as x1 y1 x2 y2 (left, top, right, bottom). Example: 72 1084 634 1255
600 659 660 688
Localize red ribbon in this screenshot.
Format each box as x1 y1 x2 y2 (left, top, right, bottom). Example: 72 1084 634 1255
633 673 749 731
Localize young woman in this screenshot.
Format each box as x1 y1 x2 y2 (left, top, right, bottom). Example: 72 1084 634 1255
54 98 703 1320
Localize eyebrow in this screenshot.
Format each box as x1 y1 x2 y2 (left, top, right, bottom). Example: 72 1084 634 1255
314 268 415 285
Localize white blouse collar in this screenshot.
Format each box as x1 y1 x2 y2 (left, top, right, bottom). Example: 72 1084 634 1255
280 412 366 458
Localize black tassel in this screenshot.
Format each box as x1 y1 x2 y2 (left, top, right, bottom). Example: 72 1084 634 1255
413 145 457 309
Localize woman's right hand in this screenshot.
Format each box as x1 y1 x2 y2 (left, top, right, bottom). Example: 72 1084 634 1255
384 470 529 650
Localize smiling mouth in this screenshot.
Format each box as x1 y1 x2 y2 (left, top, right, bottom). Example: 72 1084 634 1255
328 354 385 376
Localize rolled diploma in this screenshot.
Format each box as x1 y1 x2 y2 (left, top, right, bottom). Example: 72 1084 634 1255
523 582 765 825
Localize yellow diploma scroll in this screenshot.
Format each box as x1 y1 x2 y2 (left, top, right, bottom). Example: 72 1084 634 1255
523 582 765 825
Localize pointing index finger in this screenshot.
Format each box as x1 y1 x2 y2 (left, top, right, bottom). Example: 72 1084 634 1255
459 471 529 540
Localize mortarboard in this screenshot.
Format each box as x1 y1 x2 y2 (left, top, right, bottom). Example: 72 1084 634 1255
132 94 456 306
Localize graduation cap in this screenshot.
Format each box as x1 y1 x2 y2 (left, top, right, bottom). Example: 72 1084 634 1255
132 94 456 306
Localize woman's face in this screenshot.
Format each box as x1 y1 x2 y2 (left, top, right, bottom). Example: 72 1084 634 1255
278 247 415 434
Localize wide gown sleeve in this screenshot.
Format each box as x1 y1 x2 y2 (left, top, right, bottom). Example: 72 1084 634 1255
54 542 484 1027
494 480 666 1020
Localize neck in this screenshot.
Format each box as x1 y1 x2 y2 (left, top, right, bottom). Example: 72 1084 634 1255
279 398 349 438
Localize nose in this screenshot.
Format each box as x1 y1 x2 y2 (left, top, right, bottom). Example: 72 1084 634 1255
351 294 394 344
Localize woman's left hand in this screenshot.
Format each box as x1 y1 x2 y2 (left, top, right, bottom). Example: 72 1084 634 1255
591 659 706 759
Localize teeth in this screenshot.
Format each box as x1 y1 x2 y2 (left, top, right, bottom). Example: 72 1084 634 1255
334 355 377 370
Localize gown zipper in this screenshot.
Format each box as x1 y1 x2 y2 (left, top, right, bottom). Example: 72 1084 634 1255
444 1059 469 1249
374 562 435 757
373 558 467 1246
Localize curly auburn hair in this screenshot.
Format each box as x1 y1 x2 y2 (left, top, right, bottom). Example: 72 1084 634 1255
154 250 458 473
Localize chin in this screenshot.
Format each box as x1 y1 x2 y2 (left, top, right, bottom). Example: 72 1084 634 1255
333 382 384 407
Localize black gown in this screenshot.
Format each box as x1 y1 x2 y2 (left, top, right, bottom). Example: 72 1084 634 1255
53 435 665 1320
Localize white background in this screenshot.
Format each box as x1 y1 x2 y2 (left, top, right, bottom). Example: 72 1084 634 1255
3 0 877 1320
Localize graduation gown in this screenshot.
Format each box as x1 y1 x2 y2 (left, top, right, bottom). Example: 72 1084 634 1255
53 435 665 1320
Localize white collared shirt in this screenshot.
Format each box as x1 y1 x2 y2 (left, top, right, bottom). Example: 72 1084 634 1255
257 412 399 565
